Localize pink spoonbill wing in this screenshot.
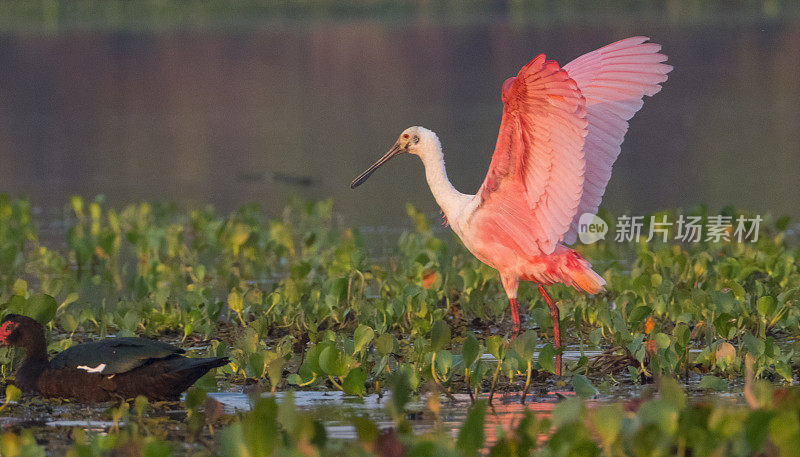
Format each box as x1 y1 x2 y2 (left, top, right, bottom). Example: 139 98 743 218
474 54 588 256
561 37 672 244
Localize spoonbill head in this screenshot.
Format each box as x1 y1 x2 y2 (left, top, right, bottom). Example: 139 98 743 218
351 37 672 377
350 126 441 189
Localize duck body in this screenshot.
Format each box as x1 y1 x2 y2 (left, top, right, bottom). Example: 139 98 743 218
0 314 228 402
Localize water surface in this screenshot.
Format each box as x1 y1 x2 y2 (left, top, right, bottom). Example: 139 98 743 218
0 18 797 227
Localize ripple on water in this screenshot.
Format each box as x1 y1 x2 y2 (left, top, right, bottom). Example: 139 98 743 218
206 390 613 443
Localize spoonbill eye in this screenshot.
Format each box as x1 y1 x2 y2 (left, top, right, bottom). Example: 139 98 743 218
403 134 409 139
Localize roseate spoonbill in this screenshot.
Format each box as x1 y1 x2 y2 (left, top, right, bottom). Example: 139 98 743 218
350 37 671 375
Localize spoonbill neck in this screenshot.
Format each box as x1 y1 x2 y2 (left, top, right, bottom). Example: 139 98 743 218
417 143 470 221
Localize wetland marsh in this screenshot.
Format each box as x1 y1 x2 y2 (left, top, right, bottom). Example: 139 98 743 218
1 5 800 456
0 195 799 455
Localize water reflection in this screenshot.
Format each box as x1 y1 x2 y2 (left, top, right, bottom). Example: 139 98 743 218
0 19 797 228
207 390 597 444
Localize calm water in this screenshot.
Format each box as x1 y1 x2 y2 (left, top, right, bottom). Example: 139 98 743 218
0 18 798 228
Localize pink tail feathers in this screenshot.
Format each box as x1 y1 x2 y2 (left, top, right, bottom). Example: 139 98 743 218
562 250 605 294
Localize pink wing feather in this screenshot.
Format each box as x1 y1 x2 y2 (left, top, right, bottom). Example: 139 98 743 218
561 37 672 244
473 54 588 256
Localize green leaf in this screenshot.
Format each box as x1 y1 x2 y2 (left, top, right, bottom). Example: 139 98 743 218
744 410 775 451
462 334 480 369
434 350 453 377
290 261 311 280
654 332 671 350
4 384 21 404
459 268 477 289
457 400 486 457
265 355 285 392
27 294 57 325
227 290 244 314
134 395 149 418
757 296 776 316
430 320 451 352
743 333 765 356
184 387 206 410
629 305 652 325
650 273 662 287
342 367 367 396
658 376 686 410
551 397 583 427
487 336 503 360
589 328 603 346
247 352 266 378
572 374 598 398
375 333 396 355
538 344 555 374
389 365 413 419
711 290 737 314
769 411 800 456
714 313 736 340
269 221 294 253
304 342 326 374
319 346 348 377
12 279 27 297
672 323 690 347
59 292 79 310
352 416 378 444
628 366 639 382
511 330 537 361
353 324 375 355
144 441 172 457
776 359 792 381
697 375 728 391
592 405 622 447
639 399 679 435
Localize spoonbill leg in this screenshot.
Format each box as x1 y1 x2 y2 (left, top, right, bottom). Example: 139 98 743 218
538 285 562 376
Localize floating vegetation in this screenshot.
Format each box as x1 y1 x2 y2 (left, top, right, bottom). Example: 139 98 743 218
0 376 799 456
0 194 799 454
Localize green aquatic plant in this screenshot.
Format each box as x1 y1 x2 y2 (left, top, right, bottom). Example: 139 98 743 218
53 376 800 456
0 195 799 403
0 195 36 299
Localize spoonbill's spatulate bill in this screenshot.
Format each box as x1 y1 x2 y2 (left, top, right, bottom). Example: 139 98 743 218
351 37 671 375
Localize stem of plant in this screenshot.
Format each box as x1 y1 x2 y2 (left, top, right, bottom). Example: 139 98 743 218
328 375 343 390
521 361 532 404
488 360 502 406
465 369 474 403
431 352 440 384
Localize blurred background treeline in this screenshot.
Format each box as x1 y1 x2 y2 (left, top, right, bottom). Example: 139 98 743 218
0 0 796 30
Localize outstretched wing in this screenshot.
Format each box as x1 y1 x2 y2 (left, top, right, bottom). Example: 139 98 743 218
472 54 587 256
561 37 672 244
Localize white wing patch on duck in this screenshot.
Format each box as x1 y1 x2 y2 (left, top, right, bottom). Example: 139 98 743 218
76 363 106 373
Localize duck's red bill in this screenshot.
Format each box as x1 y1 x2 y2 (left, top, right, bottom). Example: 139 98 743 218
0 321 15 344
